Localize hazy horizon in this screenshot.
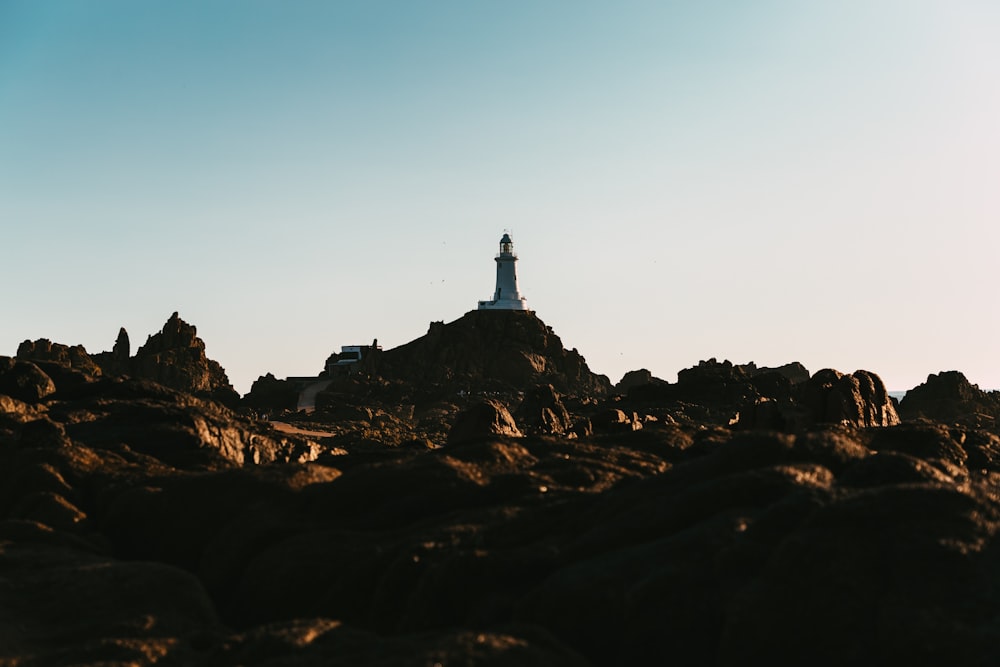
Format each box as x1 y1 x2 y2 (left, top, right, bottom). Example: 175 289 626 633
3 1 998 394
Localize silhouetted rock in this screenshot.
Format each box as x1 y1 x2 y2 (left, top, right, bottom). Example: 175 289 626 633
8 316 1000 665
127 312 240 406
243 373 301 413
742 361 811 384
899 371 1000 432
800 368 900 428
17 338 103 377
615 368 668 395
0 357 57 403
359 310 611 398
448 400 523 444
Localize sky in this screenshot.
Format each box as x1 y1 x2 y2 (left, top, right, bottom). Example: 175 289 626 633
2 1 998 394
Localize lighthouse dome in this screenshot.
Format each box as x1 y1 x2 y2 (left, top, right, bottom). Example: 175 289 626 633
500 233 512 244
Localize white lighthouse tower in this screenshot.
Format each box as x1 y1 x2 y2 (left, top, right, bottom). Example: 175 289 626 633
477 232 529 311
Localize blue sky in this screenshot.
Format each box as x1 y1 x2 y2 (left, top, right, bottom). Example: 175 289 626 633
2 1 998 393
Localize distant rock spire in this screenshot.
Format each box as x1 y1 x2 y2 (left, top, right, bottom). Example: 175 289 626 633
113 327 130 362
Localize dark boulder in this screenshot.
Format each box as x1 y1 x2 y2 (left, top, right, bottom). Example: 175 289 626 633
516 384 573 436
448 400 523 444
243 373 301 413
0 357 56 403
800 369 899 428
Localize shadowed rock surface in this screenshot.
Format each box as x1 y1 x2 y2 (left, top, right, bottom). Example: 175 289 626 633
126 312 240 406
4 322 1000 665
357 310 612 398
899 370 1000 433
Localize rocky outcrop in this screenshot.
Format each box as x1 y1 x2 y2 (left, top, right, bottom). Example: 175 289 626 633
447 400 522 444
742 361 811 384
899 371 1000 432
615 368 668 395
617 359 897 431
739 368 900 431
800 368 900 427
358 310 611 398
18 316 240 407
516 384 573 436
126 313 240 406
16 338 103 377
0 357 57 403
5 349 1000 664
243 373 301 413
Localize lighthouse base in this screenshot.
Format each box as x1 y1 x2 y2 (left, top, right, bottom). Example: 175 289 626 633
478 298 530 311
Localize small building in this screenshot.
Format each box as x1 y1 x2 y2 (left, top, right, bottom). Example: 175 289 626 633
478 233 529 311
324 342 381 376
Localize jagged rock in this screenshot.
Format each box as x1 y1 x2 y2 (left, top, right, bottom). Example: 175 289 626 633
800 369 900 428
615 369 668 395
516 384 573 435
741 361 811 384
899 371 1000 432
739 368 899 431
16 339 103 377
114 327 130 360
359 310 611 398
243 373 300 413
127 312 240 406
591 408 642 432
0 357 57 403
447 400 523 444
47 378 320 467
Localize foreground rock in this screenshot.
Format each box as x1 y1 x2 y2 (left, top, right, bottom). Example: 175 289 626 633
6 355 1000 665
5 322 1000 666
448 399 523 444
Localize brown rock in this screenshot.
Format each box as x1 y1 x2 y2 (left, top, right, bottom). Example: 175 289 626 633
800 369 900 428
448 400 523 444
899 371 1000 432
358 310 611 398
128 312 240 405
0 357 56 403
16 339 103 377
516 384 573 436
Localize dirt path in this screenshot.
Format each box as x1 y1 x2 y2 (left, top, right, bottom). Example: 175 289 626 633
269 421 335 438
296 380 333 413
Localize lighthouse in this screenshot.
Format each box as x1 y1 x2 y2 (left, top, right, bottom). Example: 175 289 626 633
477 233 529 311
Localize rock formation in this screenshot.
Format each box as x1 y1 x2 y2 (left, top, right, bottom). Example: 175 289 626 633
899 371 1000 432
243 373 301 413
16 338 103 377
124 312 239 405
357 310 611 398
0 357 57 402
615 368 667 395
447 399 523 444
7 314 1000 664
516 383 573 435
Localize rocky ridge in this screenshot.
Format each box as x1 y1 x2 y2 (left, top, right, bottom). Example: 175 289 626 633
3 314 1000 666
18 312 240 406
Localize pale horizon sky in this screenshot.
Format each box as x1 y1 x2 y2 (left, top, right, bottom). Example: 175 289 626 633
2 1 998 394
